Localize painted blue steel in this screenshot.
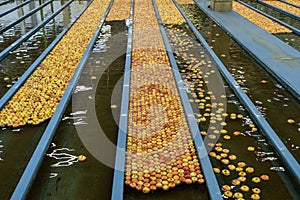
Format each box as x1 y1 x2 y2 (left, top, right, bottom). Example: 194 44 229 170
279 0 300 9
152 0 223 199
9 0 119 199
237 0 300 36
111 1 133 200
185 0 300 187
0 0 34 18
228 0 300 102
258 0 300 21
0 0 11 7
0 0 54 34
0 29 66 110
0 0 74 62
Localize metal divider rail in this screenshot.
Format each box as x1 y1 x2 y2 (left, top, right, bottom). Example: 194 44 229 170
0 0 55 34
279 0 300 9
0 0 12 7
177 0 300 187
111 0 133 199
0 0 34 18
152 0 223 199
0 1 93 110
258 0 300 21
0 0 75 62
10 0 114 199
236 0 300 36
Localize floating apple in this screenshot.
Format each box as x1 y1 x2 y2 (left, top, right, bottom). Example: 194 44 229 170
0 0 111 127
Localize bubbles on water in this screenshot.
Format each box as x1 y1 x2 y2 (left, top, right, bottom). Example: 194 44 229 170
3 28 15 37
70 110 87 116
62 110 88 126
256 151 274 157
255 101 263 105
49 173 58 179
274 84 284 90
74 85 93 93
270 167 285 172
93 24 111 53
261 157 277 162
47 148 79 167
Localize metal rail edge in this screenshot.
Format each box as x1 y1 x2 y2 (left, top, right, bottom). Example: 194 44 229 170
0 0 75 62
152 0 223 199
258 0 300 21
111 0 133 199
236 0 300 36
0 0 90 109
10 0 114 199
181 0 300 187
0 0 34 18
279 0 300 9
0 0 12 7
0 0 54 34
208 0 300 102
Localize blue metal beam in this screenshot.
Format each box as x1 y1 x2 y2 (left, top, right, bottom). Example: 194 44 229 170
152 0 223 199
237 0 300 36
0 0 11 7
190 0 300 187
279 0 300 9
258 0 300 21
0 0 34 18
0 28 66 110
0 0 75 62
111 0 133 200
0 0 54 34
10 0 115 199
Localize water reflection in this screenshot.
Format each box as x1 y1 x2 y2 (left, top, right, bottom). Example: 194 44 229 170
61 0 71 28
29 1 38 28
0 1 87 97
16 0 25 34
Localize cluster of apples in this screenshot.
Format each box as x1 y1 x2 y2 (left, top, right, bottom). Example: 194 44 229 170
125 0 204 193
126 68 205 193
106 0 131 21
156 0 185 25
0 0 111 127
176 0 195 5
209 143 269 199
161 10 272 199
263 0 300 16
233 2 292 34
285 0 300 5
